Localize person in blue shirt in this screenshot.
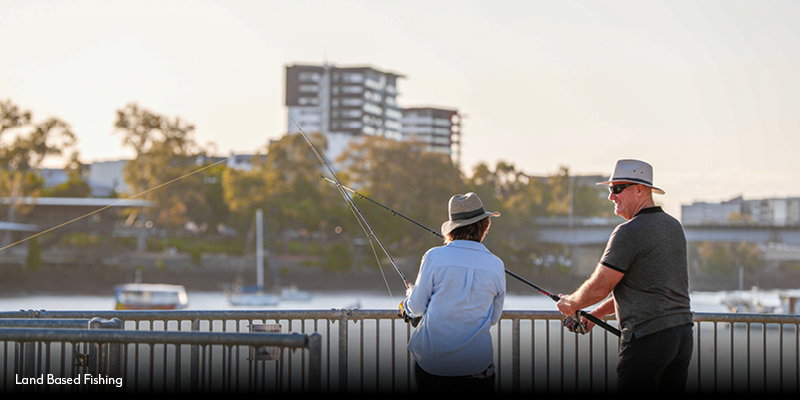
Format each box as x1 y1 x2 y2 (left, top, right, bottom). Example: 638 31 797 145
400 192 505 393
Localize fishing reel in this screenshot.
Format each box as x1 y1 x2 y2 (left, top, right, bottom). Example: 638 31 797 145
398 302 421 327
562 313 587 335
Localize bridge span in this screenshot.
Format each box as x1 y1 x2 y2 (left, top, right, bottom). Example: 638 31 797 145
537 222 800 246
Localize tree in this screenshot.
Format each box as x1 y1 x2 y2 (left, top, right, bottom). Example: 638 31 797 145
222 131 349 243
114 103 220 230
43 152 91 198
465 161 548 266
339 137 464 257
0 99 77 245
694 242 762 278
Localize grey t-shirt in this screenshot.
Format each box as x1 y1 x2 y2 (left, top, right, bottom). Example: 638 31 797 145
600 207 693 342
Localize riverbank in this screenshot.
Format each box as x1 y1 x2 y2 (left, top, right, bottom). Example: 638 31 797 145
0 252 589 297
1 251 798 297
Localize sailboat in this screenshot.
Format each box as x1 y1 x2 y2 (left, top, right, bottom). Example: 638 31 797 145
227 209 281 306
227 209 311 306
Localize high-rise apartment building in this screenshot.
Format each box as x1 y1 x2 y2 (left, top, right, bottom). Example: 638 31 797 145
399 107 462 166
285 63 405 161
285 62 464 166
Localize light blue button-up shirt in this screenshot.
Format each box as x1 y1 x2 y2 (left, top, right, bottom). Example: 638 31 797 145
403 240 505 377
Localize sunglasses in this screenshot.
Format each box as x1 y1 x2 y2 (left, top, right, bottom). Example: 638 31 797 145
609 183 637 195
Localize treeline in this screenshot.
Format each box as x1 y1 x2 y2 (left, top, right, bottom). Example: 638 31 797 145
2 99 612 273
112 103 618 271
3 99 787 284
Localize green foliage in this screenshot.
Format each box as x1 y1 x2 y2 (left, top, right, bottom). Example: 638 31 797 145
1 99 77 222
340 136 463 257
693 242 762 277
114 102 226 230
222 131 350 243
43 177 91 198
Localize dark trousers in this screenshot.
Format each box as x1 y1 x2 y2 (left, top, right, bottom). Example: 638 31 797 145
616 323 694 393
414 362 494 393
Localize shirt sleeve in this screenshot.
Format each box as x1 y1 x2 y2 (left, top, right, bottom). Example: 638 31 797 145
404 250 434 317
490 290 504 325
600 224 633 274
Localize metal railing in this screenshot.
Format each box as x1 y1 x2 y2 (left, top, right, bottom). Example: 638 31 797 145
0 312 322 393
0 309 798 393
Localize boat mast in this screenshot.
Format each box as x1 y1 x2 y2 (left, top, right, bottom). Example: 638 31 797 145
256 208 264 290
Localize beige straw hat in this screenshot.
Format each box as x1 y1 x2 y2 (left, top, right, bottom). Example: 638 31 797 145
441 192 500 236
596 159 665 195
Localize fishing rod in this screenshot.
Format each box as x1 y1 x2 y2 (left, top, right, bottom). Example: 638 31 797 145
322 176 621 337
292 121 411 298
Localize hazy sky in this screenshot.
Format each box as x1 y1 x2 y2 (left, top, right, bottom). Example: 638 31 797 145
2 0 799 217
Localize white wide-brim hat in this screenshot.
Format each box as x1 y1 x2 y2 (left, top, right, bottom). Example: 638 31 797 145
441 192 500 236
596 159 665 195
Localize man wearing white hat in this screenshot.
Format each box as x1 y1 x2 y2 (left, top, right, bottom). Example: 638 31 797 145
556 159 693 393
400 192 505 393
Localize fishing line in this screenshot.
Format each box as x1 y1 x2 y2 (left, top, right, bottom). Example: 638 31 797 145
322 177 621 337
0 156 232 253
291 120 410 302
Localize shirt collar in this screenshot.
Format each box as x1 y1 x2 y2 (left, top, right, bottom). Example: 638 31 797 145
446 240 488 252
634 206 663 217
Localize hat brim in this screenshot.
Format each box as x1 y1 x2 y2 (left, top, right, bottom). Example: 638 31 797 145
441 211 500 237
596 180 665 195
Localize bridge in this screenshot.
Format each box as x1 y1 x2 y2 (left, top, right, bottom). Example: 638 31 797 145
536 220 800 247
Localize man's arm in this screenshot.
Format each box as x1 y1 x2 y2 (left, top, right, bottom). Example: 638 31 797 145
556 263 623 316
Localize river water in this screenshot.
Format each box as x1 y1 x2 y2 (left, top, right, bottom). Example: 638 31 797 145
0 289 744 313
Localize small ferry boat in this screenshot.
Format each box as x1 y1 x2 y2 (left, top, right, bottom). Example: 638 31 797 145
114 283 189 310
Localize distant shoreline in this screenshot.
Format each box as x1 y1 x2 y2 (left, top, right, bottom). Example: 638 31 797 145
1 252 796 297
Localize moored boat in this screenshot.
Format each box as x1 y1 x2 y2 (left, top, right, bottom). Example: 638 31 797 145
114 283 189 310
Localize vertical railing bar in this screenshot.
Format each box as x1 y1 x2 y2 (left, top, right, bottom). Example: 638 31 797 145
44 340 51 393
190 318 200 392
764 321 770 392
162 319 169 392
359 319 364 392
496 319 502 391
326 318 332 391
573 323 579 390
779 323 784 392
59 341 66 393
3 340 7 391
697 321 702 392
531 318 536 393
796 323 799 393
512 318 520 393
303 318 314 392
604 323 610 392
406 322 412 392
375 318 381 392
339 312 348 392
713 321 718 392
390 318 396 393
559 321 565 391
729 321 735 392
587 323 593 393
746 322 751 392
545 318 551 392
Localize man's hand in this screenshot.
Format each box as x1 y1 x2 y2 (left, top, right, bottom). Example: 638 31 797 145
556 293 578 316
